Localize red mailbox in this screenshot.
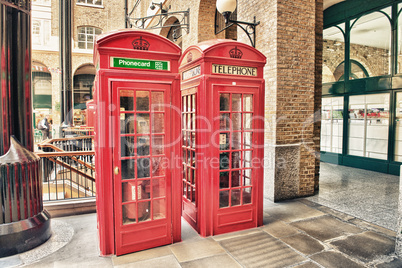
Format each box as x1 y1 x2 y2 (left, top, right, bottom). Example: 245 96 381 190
179 40 266 236
93 30 182 256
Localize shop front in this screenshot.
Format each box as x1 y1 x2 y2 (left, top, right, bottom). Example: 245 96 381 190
322 0 402 175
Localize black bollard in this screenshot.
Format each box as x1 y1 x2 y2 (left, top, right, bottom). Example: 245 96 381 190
0 136 51 257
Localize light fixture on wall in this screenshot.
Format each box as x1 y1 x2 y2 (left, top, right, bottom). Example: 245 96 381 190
150 2 170 14
216 0 259 47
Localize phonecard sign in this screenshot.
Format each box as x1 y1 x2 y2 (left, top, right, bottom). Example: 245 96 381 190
111 57 170 71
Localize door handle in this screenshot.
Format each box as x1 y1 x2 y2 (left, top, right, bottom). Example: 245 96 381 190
114 166 119 175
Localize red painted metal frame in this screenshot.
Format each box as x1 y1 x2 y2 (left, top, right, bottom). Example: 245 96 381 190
179 39 266 237
93 30 181 256
86 100 95 128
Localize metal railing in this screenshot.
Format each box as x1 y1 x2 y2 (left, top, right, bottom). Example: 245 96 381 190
61 127 94 138
37 136 95 201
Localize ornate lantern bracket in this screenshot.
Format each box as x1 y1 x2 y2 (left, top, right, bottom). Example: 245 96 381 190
126 2 189 37
215 0 259 47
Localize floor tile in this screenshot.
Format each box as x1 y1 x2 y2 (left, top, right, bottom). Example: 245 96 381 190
330 231 395 262
280 233 324 255
290 215 363 241
313 205 355 222
264 201 325 223
212 228 263 242
219 231 306 268
348 218 396 237
114 255 180 268
293 261 321 268
310 251 365 268
261 220 300 238
375 257 402 268
181 218 202 242
180 253 241 268
169 238 225 263
112 246 172 266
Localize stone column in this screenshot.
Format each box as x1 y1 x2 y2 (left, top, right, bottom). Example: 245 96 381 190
237 0 323 201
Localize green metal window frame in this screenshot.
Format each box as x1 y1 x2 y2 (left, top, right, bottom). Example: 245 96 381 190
336 60 370 81
322 0 402 175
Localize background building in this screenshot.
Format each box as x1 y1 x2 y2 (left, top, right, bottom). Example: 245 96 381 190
31 0 125 130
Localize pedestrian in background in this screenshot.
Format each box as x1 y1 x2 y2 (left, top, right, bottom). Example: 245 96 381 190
37 115 50 140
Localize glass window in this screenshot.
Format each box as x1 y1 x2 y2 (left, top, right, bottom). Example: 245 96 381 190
32 20 41 46
77 26 102 50
350 8 392 79
32 21 40 35
32 64 52 109
348 94 390 160
322 24 345 83
395 93 402 162
73 64 96 112
321 97 343 153
77 0 103 6
32 19 51 47
397 4 402 74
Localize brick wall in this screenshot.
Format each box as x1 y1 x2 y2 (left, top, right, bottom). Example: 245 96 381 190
314 0 323 191
238 0 319 200
323 39 390 82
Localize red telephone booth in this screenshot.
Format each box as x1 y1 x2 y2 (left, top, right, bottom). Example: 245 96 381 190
93 30 182 256
179 40 266 236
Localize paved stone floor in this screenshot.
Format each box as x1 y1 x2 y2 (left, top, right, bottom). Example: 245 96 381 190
0 163 401 267
307 163 399 231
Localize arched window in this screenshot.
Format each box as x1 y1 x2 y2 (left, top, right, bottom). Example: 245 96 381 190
73 64 96 110
397 3 402 74
322 24 345 83
334 60 369 81
350 7 392 78
77 26 102 50
32 61 52 109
